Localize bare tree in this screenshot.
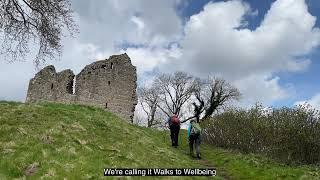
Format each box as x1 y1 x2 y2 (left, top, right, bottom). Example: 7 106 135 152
138 85 162 127
187 77 241 122
0 0 77 66
190 78 206 122
154 71 196 118
139 72 240 125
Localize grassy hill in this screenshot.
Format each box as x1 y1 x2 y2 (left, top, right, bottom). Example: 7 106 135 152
0 101 319 179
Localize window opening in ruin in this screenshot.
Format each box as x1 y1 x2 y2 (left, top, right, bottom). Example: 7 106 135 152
102 65 106 69
72 76 76 94
51 83 54 90
111 62 114 69
105 103 108 109
66 76 76 95
108 81 111 85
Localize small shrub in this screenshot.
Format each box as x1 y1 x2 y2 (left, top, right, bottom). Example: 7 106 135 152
202 104 320 164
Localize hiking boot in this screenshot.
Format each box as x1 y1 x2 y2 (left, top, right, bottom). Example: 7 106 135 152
197 154 201 160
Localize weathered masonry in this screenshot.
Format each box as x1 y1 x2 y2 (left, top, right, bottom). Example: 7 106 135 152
26 53 137 122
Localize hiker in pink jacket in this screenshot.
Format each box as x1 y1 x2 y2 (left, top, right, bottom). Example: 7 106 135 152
166 114 181 147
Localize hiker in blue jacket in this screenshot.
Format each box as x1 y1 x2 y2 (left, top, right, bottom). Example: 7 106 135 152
188 119 201 159
166 114 180 147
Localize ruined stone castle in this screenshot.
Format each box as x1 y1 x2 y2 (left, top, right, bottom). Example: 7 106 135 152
26 53 137 122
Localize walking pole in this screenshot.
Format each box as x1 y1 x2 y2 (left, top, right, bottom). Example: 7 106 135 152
179 129 182 146
163 127 165 143
179 130 181 146
162 124 167 144
163 124 170 146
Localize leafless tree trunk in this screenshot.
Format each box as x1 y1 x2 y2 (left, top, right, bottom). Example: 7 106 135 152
202 77 241 119
138 85 162 127
154 71 196 118
181 77 241 123
0 0 77 66
191 78 206 122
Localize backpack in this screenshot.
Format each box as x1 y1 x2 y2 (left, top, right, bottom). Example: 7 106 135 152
191 122 201 136
171 116 180 125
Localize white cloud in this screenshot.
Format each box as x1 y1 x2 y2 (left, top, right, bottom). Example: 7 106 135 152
71 0 183 48
123 44 182 74
176 0 320 78
234 74 290 106
0 61 35 101
154 0 320 105
295 94 320 110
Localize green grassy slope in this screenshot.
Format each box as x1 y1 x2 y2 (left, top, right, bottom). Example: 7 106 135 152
0 101 319 179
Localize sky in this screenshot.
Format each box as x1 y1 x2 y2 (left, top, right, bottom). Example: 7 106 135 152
0 0 320 110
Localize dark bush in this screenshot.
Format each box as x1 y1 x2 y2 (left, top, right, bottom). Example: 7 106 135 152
202 104 320 164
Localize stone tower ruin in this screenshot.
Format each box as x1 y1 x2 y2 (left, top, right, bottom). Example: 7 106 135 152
26 53 137 122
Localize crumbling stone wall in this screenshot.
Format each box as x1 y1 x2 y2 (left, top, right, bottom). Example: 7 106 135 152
26 53 137 122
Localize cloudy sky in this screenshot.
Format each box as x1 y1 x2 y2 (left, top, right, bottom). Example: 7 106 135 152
1 0 320 109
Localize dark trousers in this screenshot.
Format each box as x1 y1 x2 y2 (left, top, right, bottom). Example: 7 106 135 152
170 125 180 146
189 134 201 158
